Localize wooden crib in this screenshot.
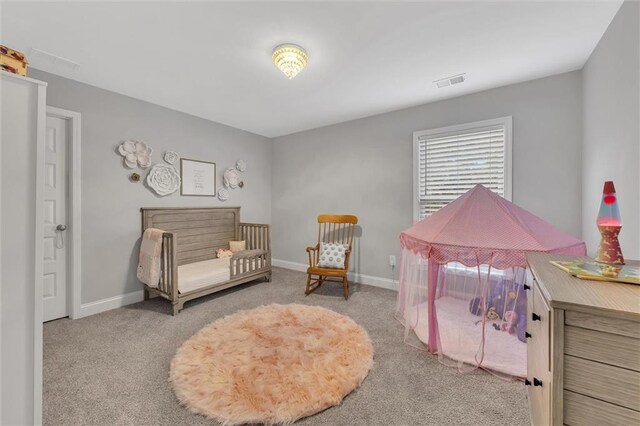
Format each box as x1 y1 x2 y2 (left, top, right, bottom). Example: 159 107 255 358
140 207 271 315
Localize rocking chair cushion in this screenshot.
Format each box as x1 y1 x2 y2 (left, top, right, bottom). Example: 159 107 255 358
317 242 349 269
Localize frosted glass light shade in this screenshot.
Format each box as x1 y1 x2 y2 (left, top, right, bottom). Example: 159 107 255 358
272 44 308 79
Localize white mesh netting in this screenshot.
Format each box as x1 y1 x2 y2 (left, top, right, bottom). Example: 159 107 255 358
395 249 528 378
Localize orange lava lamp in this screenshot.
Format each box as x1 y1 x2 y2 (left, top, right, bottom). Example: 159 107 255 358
595 181 624 265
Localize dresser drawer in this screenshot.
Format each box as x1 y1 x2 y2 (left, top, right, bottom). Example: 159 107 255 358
564 390 640 426
565 310 640 338
530 280 551 371
564 355 640 410
565 326 640 371
527 277 551 425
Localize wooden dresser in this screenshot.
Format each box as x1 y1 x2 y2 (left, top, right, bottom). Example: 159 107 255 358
525 253 640 426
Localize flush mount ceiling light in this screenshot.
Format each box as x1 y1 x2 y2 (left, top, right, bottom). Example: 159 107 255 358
272 44 308 79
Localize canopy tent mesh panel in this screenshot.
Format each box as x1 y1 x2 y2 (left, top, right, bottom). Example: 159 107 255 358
395 185 586 379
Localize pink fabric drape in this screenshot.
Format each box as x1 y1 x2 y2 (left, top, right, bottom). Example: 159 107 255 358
427 261 440 354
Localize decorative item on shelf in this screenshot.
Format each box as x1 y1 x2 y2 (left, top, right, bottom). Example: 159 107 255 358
550 260 639 285
223 168 241 189
272 44 308 79
118 140 152 169
180 158 216 196
164 150 179 165
235 159 247 172
130 172 141 182
146 164 180 196
217 188 229 202
0 45 28 76
595 181 624 265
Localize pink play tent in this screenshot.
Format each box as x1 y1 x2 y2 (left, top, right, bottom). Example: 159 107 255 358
395 185 586 378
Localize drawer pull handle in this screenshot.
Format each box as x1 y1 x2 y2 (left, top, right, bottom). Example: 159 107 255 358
532 313 541 321
524 379 531 386
524 284 531 290
533 378 543 387
525 332 532 338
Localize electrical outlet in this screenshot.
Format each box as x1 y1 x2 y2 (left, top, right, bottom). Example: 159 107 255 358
389 255 396 267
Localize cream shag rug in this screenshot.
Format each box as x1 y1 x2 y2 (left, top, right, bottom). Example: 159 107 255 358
169 304 374 425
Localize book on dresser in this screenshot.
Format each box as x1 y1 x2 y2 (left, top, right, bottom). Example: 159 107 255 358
525 253 640 426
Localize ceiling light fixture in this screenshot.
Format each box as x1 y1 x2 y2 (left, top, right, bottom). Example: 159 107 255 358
272 44 308 79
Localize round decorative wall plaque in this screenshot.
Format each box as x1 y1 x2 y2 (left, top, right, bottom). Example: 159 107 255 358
146 164 180 196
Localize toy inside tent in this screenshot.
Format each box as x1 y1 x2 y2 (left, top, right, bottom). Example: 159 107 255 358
395 185 586 379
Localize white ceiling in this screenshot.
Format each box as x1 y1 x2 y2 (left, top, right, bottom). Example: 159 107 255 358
1 1 622 137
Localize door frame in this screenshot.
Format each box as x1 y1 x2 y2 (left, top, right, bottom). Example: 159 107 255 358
45 106 82 319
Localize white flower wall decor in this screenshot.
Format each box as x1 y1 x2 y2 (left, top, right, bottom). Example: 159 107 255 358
164 151 179 165
118 140 153 169
146 164 180 196
223 168 241 189
235 160 247 172
218 188 229 202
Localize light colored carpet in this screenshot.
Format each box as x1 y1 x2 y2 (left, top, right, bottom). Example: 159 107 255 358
44 267 530 426
170 304 374 425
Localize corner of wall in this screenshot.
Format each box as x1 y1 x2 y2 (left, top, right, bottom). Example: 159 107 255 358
580 0 640 258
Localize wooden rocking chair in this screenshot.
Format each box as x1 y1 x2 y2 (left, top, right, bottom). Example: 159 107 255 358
305 214 358 300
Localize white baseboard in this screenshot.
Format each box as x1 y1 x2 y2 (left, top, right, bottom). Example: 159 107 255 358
79 290 144 318
272 259 397 291
77 261 396 319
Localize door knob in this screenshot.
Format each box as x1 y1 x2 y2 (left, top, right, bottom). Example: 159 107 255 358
56 224 67 231
525 332 532 338
532 313 541 321
533 378 543 387
524 379 531 386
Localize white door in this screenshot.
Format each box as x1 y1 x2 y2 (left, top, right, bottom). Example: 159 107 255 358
43 115 68 321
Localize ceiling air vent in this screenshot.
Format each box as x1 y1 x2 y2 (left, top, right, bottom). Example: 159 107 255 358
434 73 466 88
29 48 80 70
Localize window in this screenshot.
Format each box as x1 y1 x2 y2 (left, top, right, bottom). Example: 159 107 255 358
413 116 512 221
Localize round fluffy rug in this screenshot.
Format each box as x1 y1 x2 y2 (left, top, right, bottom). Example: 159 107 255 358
169 303 374 425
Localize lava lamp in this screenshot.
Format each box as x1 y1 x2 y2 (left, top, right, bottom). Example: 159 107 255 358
595 181 624 265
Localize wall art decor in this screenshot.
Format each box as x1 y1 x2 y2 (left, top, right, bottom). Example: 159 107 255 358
164 150 179 165
236 159 247 172
218 188 229 202
181 158 216 196
146 164 180 196
130 172 141 182
118 140 152 169
223 167 241 189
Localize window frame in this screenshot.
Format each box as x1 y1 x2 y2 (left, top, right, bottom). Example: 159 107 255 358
413 116 513 222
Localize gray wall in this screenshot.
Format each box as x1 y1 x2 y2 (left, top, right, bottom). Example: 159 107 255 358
582 0 640 259
272 71 584 280
30 69 272 305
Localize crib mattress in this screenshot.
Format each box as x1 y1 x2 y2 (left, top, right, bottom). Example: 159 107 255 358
178 256 261 294
178 258 230 294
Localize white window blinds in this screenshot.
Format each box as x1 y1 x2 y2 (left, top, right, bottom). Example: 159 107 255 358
414 118 511 221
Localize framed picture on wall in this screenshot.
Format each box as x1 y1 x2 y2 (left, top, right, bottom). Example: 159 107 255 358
180 158 216 196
